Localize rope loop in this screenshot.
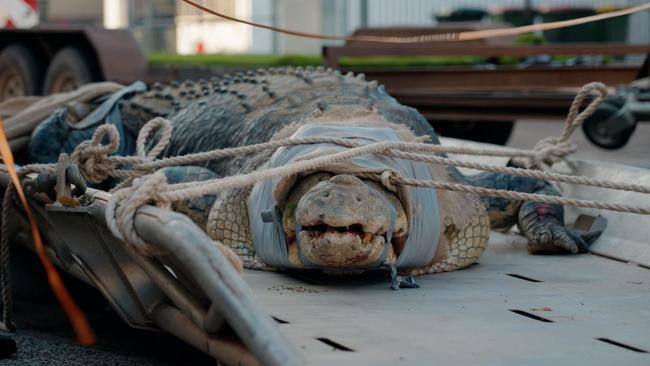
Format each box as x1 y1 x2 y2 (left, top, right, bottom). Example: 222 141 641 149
561 82 608 142
380 170 400 193
528 82 607 169
71 124 121 183
136 117 173 160
106 171 170 256
529 137 578 170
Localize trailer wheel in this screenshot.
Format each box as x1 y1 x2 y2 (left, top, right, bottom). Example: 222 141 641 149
435 120 515 145
43 47 98 95
0 44 42 102
582 97 636 150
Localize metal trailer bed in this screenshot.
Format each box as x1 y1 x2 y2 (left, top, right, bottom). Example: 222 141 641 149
2 138 649 365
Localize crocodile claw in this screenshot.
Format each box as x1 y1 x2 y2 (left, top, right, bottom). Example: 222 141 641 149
526 222 602 255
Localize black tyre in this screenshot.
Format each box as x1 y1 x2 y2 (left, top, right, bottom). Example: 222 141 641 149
582 97 636 150
434 120 515 145
43 47 98 95
0 44 42 102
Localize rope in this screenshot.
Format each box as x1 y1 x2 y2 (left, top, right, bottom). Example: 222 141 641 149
1 164 54 332
105 172 171 256
86 82 650 255
527 82 608 170
70 124 121 184
0 118 95 344
180 0 650 44
0 81 645 342
0 184 16 331
4 82 649 264
136 116 173 160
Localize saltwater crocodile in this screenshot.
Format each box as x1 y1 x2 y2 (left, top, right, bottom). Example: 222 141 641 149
28 66 599 276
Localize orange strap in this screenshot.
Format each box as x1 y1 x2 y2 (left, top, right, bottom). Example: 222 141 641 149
0 117 95 345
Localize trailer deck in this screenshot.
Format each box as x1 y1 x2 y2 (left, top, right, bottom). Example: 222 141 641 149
241 143 650 365
246 232 650 365
1 138 649 366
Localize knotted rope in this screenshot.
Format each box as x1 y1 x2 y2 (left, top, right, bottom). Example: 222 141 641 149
70 124 121 184
0 81 646 342
105 172 170 256
527 82 608 169
6 82 649 260
79 82 649 257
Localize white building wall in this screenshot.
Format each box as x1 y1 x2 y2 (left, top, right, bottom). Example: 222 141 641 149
250 0 275 53
276 0 322 54
175 0 252 54
343 0 645 33
103 0 128 29
247 0 650 54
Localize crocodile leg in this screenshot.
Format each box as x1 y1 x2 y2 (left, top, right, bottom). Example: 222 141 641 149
468 172 602 254
517 184 602 254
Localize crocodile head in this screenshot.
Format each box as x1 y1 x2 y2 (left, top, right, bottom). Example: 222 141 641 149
282 173 408 270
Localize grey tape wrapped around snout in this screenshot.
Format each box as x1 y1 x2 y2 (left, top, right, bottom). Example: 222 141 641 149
248 125 441 270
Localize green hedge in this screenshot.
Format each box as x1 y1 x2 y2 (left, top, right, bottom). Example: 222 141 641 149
148 53 487 68
148 53 322 67
148 51 608 69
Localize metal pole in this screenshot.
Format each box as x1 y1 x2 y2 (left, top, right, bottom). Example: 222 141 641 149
144 0 154 53
271 0 279 54
39 0 48 24
524 0 533 24
360 0 368 28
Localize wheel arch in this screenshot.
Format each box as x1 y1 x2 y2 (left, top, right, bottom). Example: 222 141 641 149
0 28 147 87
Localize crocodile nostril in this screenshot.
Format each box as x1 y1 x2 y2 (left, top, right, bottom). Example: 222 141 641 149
356 196 362 202
319 214 325 221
